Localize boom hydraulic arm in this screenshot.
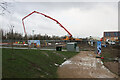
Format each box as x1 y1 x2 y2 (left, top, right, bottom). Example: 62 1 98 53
22 11 72 39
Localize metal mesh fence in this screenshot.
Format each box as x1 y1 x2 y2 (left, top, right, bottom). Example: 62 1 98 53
1 40 119 50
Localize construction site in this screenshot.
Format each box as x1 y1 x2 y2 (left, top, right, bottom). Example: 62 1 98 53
0 1 120 80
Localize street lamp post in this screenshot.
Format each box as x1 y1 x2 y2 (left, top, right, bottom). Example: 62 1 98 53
11 25 14 53
9 25 16 60
32 30 35 48
32 30 34 40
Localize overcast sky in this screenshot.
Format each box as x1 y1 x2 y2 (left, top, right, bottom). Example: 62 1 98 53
0 1 118 38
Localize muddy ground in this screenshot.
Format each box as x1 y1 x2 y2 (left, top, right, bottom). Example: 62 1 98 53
104 62 118 75
101 45 119 76
78 43 119 77
57 51 118 78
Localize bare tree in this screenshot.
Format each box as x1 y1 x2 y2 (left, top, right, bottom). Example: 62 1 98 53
0 1 11 15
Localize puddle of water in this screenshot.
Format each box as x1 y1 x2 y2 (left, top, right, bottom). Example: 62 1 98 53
60 60 72 67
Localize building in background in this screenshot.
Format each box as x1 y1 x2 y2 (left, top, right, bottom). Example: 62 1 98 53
103 31 120 41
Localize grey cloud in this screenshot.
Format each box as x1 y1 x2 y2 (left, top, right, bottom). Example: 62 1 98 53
1 2 118 38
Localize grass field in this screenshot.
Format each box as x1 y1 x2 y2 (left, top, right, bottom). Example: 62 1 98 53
2 48 78 78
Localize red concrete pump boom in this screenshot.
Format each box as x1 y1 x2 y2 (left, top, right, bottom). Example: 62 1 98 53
22 11 72 39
